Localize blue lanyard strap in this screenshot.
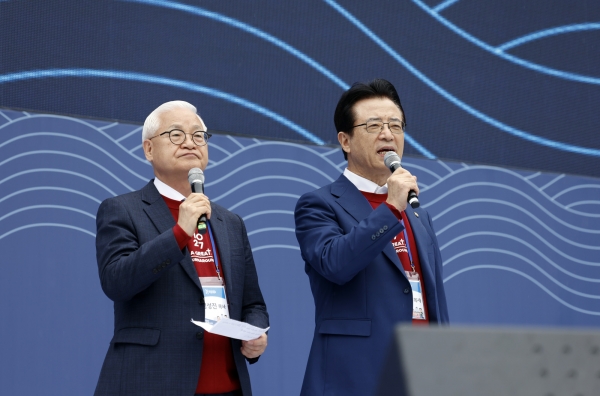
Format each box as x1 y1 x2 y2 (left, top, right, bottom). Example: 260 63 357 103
206 221 221 280
400 218 415 271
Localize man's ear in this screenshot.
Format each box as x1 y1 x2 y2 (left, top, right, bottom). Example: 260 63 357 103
338 131 350 155
143 139 153 162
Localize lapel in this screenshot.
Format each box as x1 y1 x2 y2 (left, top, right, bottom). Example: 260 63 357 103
331 175 404 273
331 175 372 223
207 204 234 299
141 180 201 290
141 181 174 233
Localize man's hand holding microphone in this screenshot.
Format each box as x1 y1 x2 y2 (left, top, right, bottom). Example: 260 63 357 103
384 151 420 212
177 168 211 237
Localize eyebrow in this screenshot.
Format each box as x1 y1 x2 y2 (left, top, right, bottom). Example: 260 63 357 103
365 117 404 122
166 124 206 130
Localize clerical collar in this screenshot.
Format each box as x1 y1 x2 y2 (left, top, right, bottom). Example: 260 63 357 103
154 177 186 201
343 168 388 194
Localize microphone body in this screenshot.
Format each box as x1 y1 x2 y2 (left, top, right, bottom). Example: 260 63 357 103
187 168 208 234
383 151 420 209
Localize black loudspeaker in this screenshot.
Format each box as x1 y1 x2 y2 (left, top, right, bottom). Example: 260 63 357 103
376 324 600 396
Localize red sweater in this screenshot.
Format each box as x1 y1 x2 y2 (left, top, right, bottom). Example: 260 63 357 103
360 191 430 325
162 196 241 394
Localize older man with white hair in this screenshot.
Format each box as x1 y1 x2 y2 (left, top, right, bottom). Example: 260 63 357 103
94 101 269 396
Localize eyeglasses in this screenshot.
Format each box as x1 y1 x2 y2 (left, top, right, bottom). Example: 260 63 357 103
148 129 212 146
353 120 405 135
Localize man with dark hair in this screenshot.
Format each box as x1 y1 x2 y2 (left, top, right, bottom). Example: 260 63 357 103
94 101 268 396
295 79 449 395
333 78 406 161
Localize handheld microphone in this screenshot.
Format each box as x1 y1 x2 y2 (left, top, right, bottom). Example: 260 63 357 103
187 168 208 234
383 151 420 208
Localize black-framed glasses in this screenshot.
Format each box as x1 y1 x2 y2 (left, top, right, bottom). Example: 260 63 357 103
353 120 405 135
148 129 212 146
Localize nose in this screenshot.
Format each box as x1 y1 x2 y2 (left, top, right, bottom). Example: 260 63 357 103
379 124 394 140
181 133 196 148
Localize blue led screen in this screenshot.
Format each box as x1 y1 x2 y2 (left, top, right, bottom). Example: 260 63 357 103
1 0 599 177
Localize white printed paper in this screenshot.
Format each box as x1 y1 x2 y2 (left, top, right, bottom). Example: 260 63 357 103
191 317 269 341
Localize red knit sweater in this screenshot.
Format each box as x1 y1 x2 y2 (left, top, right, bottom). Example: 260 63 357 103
162 196 241 393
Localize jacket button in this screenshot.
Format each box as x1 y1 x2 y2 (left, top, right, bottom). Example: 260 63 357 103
196 331 204 339
153 269 158 274
403 288 410 294
165 259 171 265
371 235 376 240
199 297 205 305
383 225 388 230
379 228 384 233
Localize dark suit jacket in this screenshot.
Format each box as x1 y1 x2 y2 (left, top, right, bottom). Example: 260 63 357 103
94 181 268 396
294 174 449 396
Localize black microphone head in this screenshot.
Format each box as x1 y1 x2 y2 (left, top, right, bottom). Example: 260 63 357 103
383 151 401 172
187 168 204 185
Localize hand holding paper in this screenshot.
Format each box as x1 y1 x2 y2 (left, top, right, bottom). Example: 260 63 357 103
191 317 269 341
241 332 268 359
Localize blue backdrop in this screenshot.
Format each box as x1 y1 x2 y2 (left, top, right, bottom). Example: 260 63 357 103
1 0 600 394
0 108 599 395
1 0 599 177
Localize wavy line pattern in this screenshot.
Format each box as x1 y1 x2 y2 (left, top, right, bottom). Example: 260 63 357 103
419 0 600 85
1 108 599 321
0 69 326 145
2 2 600 393
441 232 600 277
443 265 600 316
1 108 600 396
496 23 600 52
433 0 460 13
121 0 350 90
117 0 437 160
1 0 598 180
325 0 600 158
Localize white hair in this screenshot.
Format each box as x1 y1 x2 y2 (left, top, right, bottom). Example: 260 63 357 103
142 100 199 142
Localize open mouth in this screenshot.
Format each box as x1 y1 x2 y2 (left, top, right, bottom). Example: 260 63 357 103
377 148 395 157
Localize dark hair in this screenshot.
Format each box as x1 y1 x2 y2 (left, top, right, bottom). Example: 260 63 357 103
334 78 406 160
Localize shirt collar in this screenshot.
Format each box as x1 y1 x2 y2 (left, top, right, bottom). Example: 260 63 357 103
343 168 388 194
153 177 186 201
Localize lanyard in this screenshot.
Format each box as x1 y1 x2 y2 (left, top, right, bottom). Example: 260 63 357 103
400 218 415 271
206 221 221 280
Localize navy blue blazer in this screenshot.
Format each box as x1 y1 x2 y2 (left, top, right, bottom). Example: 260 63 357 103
295 174 449 396
94 181 268 396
